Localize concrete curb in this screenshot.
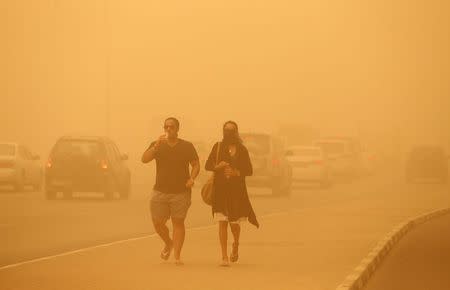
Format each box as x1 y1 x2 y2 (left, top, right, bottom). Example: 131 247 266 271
336 207 450 290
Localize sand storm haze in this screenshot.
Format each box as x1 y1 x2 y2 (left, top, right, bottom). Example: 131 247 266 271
1 1 449 290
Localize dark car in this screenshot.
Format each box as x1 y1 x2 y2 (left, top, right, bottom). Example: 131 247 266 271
45 136 131 200
406 146 448 183
241 133 292 196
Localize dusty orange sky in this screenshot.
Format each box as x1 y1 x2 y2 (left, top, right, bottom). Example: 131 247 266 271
1 0 449 155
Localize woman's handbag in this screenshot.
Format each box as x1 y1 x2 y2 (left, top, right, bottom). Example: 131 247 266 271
201 142 221 206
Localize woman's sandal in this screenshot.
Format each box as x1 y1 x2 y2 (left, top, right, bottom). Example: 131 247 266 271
220 257 230 267
230 243 239 263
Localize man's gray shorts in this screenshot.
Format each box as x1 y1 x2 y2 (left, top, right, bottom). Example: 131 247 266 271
150 190 191 220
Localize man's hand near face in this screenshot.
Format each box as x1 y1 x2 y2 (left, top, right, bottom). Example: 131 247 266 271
185 177 195 188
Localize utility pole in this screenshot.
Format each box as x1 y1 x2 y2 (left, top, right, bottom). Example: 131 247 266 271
104 0 111 137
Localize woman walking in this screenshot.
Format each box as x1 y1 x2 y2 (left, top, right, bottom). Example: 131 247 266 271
205 121 259 266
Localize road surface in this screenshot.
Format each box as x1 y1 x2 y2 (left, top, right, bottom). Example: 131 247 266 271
1 167 449 289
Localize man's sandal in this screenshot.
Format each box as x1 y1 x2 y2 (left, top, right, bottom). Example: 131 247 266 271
160 243 173 261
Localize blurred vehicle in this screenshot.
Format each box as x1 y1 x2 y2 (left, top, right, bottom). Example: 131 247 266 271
45 136 131 200
0 143 43 191
313 137 364 179
241 133 292 196
361 150 378 175
406 146 448 183
192 140 209 181
285 146 331 187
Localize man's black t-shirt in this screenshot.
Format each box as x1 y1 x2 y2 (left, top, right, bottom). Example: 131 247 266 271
149 139 198 194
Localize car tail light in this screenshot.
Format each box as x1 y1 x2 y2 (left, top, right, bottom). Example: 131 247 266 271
46 158 52 168
100 160 108 169
272 158 280 167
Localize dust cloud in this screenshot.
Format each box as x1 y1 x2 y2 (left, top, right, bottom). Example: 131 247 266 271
2 0 449 156
0 0 449 289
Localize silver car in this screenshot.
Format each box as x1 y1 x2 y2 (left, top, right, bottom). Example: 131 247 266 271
242 133 293 196
0 143 43 191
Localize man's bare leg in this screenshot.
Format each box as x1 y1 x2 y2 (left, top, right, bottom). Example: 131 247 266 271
172 217 186 264
152 218 172 259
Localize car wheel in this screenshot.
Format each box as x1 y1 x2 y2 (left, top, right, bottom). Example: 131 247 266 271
33 180 42 191
104 177 115 200
119 180 130 200
63 190 73 200
282 184 292 196
34 171 43 191
320 179 331 188
282 175 292 196
46 190 57 200
271 177 283 196
104 191 114 200
406 174 414 183
14 176 24 192
272 175 291 197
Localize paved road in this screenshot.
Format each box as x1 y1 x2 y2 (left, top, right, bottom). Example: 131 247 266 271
0 167 449 289
364 213 450 290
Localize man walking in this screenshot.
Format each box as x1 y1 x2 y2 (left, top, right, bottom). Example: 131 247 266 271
141 117 200 265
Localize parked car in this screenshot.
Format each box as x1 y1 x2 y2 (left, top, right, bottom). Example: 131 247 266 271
0 142 43 191
285 145 331 187
406 146 448 183
241 133 292 196
45 136 131 200
313 137 364 178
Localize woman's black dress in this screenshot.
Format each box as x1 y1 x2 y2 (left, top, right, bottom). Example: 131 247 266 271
205 142 259 228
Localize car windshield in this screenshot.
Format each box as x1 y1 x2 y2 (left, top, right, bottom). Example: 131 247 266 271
0 144 16 156
315 142 346 155
52 140 102 158
241 134 270 155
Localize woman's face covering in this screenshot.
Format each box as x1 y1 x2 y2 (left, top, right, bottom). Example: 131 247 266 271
223 123 239 144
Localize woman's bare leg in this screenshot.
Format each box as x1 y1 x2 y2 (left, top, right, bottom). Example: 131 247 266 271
230 223 240 245
230 223 240 261
219 221 229 260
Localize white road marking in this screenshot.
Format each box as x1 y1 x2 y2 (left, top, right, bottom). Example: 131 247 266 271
0 211 289 271
0 234 154 271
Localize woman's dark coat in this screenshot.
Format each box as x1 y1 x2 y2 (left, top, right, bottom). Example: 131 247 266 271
205 142 259 228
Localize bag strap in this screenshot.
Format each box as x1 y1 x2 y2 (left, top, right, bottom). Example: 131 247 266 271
215 142 221 165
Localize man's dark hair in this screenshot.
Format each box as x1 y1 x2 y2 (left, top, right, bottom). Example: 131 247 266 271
165 117 180 129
